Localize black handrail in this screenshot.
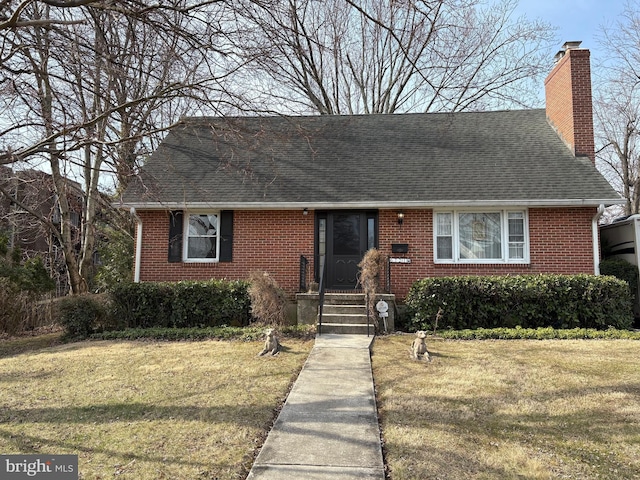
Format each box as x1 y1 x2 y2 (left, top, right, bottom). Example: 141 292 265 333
317 255 327 336
385 255 391 293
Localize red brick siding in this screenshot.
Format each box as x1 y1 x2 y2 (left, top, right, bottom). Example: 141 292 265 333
544 48 595 163
379 209 432 299
378 208 597 299
137 210 315 294
136 207 597 301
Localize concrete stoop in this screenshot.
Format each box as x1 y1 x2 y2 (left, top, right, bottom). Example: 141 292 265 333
318 293 373 335
296 292 395 333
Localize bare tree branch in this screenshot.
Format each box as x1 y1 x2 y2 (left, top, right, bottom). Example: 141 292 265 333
1 0 242 293
234 0 554 114
594 0 640 216
0 0 96 29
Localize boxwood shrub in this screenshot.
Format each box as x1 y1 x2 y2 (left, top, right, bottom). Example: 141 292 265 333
600 258 638 294
56 293 116 338
109 279 251 329
405 274 633 331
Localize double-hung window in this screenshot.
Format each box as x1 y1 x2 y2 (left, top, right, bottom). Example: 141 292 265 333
434 210 528 263
185 212 219 262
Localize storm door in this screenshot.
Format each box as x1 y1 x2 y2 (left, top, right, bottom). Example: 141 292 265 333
316 211 377 290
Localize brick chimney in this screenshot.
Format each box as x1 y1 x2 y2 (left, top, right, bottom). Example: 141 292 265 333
544 41 595 164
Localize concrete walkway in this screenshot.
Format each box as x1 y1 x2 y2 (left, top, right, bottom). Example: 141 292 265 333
246 334 385 479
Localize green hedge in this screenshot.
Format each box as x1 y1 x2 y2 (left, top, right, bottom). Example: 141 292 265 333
437 326 640 340
91 324 316 342
109 280 251 329
600 257 638 297
405 274 634 331
56 294 115 338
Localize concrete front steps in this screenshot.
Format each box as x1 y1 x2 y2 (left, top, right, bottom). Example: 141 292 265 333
318 293 375 335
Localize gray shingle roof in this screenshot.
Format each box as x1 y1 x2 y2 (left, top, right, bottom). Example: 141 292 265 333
121 110 621 209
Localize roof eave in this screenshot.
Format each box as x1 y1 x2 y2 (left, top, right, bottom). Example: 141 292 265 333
118 198 625 211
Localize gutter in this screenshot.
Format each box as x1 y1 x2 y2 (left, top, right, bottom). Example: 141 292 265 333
118 198 625 211
592 204 605 275
130 207 142 283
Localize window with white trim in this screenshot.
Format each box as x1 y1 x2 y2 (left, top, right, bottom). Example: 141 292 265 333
434 210 528 263
184 212 219 262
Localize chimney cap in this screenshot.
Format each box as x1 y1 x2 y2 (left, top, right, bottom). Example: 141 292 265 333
562 41 583 50
554 41 584 63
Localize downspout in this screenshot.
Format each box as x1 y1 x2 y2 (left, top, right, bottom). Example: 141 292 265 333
592 204 605 275
130 207 142 283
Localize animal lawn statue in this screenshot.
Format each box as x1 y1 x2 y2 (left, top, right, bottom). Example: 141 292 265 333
258 328 281 356
411 330 430 361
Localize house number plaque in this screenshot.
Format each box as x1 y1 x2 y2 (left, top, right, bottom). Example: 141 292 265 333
389 258 411 264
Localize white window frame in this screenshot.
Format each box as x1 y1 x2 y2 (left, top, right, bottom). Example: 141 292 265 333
183 211 220 263
433 209 530 264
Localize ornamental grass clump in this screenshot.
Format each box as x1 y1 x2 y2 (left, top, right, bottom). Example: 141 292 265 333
0 279 40 335
248 271 287 326
358 248 386 332
0 237 56 335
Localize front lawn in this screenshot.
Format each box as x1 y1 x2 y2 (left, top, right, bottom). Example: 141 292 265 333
2 332 639 479
0 337 313 479
372 335 640 479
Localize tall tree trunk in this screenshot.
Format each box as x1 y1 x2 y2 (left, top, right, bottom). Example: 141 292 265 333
30 10 87 294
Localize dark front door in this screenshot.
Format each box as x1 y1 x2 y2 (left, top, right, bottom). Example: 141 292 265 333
318 211 377 290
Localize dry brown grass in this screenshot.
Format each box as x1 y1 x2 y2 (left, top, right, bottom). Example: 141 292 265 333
0 337 313 479
4 332 639 479
372 335 640 480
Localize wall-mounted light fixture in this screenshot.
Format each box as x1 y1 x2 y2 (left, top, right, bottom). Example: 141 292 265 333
303 208 308 216
397 211 404 225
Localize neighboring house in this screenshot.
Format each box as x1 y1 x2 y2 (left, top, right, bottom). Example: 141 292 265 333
120 43 621 305
0 166 84 295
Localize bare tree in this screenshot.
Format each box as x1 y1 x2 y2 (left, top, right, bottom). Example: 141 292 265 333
0 0 95 30
235 0 556 114
594 0 640 216
0 0 560 294
0 0 241 293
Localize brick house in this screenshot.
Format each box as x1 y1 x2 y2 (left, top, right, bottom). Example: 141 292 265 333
120 43 621 320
